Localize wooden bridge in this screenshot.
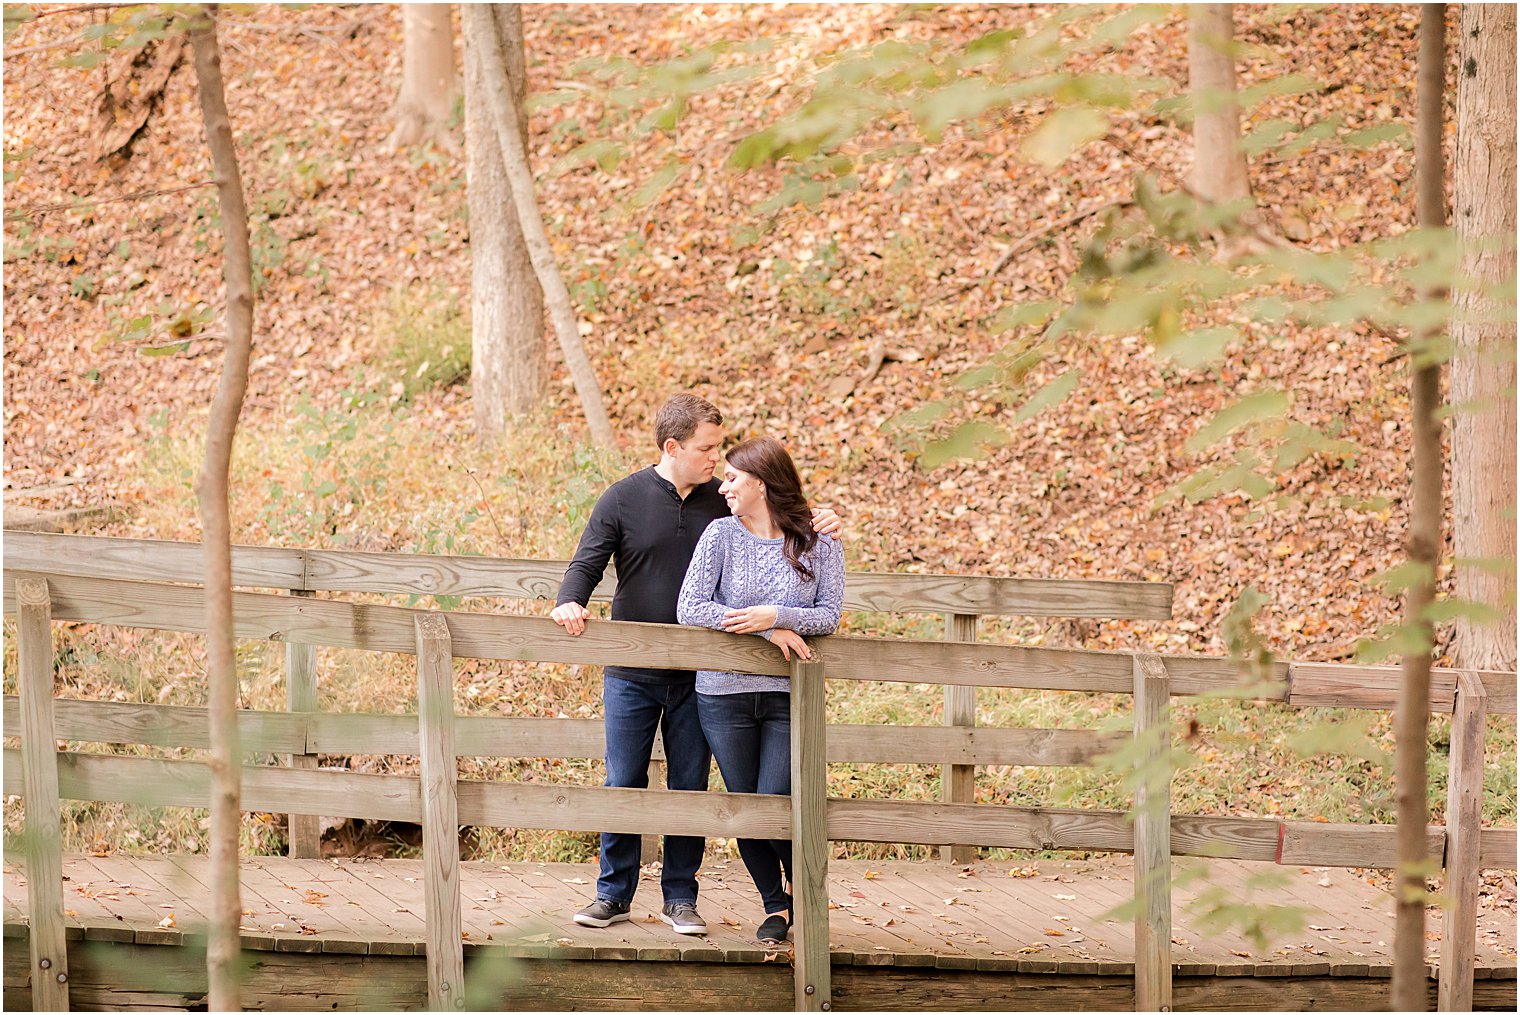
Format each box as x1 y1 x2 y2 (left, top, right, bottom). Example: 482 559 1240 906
3 530 1515 1011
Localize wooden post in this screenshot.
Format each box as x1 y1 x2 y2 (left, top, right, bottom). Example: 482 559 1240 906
790 656 830 1012
17 577 70 1012
416 612 463 1011
286 589 322 859
1133 652 1172 1012
640 755 664 866
941 613 977 864
1438 671 1487 1012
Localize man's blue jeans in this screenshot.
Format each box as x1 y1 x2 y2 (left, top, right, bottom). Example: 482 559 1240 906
697 690 793 915
597 675 711 906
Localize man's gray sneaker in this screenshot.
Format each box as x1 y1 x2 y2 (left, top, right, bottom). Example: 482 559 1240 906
660 902 707 935
574 898 631 928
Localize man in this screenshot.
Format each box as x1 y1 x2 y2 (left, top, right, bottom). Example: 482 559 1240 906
552 394 839 935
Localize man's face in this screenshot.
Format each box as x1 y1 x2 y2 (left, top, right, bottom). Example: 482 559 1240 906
667 422 726 488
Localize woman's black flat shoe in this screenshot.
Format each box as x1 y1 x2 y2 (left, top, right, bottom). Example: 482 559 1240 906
757 913 790 943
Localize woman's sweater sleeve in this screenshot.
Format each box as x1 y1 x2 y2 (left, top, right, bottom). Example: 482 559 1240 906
775 536 845 635
676 523 730 630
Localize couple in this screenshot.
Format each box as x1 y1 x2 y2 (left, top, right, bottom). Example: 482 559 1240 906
551 394 844 943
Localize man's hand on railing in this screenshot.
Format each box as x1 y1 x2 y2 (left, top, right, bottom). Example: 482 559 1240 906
771 629 812 662
550 602 591 636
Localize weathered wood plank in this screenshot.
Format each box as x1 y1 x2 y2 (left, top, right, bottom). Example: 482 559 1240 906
3 530 306 589
791 657 830 1011
3 697 1126 767
1439 673 1487 1012
1132 653 1172 1012
1479 828 1517 870
414 613 463 1010
942 613 978 865
1289 663 1517 715
5 530 1174 619
16 577 69 1012
0 571 1163 693
285 589 321 860
7 750 1496 869
1 696 307 753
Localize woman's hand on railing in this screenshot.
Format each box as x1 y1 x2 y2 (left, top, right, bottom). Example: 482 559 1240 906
722 604 778 634
770 629 812 662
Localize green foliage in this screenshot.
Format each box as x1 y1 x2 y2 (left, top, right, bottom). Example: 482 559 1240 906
373 283 472 402
259 388 394 543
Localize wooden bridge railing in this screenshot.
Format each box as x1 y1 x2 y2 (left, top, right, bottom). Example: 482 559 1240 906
3 533 1517 1012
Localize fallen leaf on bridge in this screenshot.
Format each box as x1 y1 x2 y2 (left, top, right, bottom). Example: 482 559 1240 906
863 870 880 880
1043 928 1065 937
158 913 176 928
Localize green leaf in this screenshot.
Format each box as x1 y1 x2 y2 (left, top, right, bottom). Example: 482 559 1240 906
139 341 188 357
992 300 1060 332
1013 368 1081 423
1344 123 1408 148
914 78 1011 142
1185 390 1291 454
1370 561 1433 593
1020 105 1109 169
314 480 339 498
629 162 682 208
920 420 1008 469
1157 326 1237 368
60 48 107 69
553 139 627 175
1424 598 1502 625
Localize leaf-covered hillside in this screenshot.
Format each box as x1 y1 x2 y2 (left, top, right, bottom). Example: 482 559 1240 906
0 3 1472 664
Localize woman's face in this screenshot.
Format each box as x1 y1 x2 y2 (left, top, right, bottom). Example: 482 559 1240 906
719 465 765 519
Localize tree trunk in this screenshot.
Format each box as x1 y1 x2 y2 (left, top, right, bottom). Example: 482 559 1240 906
188 6 254 1010
1452 4 1517 671
386 4 457 151
1392 6 1446 1011
1187 4 1251 204
461 3 615 448
464 2 545 434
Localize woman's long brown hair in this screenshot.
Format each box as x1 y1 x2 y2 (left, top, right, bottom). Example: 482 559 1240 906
725 436 817 580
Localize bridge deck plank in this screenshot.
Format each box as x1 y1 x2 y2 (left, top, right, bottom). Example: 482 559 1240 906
4 854 1512 976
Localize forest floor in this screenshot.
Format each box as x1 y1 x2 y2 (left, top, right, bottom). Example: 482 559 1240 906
1 4 1513 871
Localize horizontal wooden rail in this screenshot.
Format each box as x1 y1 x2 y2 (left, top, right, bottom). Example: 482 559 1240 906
1 696 1125 767
0 571 1244 695
7 568 1513 713
3 530 1175 619
5 749 1514 869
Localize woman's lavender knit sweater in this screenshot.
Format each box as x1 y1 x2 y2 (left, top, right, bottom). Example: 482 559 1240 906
676 516 845 695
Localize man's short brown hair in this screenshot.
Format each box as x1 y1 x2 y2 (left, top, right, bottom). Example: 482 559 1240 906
655 394 723 450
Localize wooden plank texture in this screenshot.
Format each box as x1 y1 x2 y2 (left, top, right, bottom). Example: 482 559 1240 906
1132 653 1172 1012
2 697 1128 768
1438 672 1486 1012
0 696 306 753
1289 662 1517 715
286 589 322 859
414 613 463 1010
5 750 1495 869
790 657 830 1011
16 577 69 1012
6 530 1173 619
942 613 978 865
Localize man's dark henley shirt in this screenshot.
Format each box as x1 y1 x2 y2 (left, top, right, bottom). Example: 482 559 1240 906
555 466 729 685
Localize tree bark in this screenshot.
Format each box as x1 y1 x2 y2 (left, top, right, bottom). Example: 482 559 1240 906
464 2 545 434
1187 4 1251 204
1452 4 1517 671
1393 6 1446 1011
188 6 253 1011
461 3 615 449
386 4 457 151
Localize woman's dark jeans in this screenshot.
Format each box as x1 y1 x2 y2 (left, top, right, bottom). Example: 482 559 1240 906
697 690 793 915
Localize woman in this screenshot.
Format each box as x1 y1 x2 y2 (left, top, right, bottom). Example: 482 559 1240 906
676 436 845 944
